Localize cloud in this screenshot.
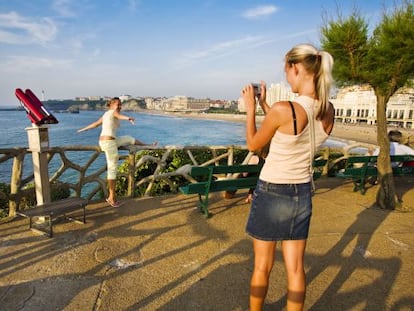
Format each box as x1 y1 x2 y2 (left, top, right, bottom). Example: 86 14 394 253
242 5 278 19
172 27 318 71
174 35 270 68
1 55 72 73
0 11 57 44
52 0 76 17
69 32 97 54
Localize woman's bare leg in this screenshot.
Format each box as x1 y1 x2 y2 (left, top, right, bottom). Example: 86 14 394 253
249 238 276 311
107 179 116 203
281 239 307 311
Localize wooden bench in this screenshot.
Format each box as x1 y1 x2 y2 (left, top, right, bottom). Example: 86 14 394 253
336 155 414 194
180 159 327 218
16 197 88 237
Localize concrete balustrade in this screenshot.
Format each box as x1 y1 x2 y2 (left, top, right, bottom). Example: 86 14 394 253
0 145 254 217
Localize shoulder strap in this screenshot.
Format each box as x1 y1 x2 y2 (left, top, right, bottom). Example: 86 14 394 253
288 101 297 135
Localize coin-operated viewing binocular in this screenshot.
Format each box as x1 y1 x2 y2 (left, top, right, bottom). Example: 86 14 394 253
15 88 59 125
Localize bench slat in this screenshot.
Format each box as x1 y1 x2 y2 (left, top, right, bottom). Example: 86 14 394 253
189 166 212 177
18 198 88 217
179 182 209 195
210 164 263 175
209 176 259 192
17 197 88 237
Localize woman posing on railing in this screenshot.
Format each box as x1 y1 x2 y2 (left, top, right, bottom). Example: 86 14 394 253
77 97 157 207
242 44 335 311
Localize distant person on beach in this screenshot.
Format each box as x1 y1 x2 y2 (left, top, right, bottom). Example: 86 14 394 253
77 97 157 207
242 43 334 311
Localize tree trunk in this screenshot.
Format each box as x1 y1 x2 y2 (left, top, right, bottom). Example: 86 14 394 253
375 93 399 209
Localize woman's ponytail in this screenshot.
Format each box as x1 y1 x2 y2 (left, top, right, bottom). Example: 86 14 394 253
285 44 334 119
315 50 334 119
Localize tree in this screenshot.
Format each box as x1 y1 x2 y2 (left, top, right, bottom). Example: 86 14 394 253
321 1 414 209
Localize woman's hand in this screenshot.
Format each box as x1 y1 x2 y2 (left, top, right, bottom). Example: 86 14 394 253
241 84 257 114
258 81 267 105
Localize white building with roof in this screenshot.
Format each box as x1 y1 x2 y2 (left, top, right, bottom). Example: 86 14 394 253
162 96 211 111
331 84 414 128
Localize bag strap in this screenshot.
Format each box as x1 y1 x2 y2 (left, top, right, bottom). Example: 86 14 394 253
303 106 316 192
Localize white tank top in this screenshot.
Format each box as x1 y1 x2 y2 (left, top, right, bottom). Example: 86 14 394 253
100 109 119 138
259 96 329 184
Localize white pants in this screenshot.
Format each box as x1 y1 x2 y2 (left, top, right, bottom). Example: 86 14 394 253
99 135 135 179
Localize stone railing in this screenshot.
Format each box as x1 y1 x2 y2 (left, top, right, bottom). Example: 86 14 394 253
0 145 256 217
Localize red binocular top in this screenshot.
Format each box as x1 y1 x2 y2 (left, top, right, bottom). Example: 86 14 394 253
15 88 58 125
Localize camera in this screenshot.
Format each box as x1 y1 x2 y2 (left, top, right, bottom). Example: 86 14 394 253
252 83 261 97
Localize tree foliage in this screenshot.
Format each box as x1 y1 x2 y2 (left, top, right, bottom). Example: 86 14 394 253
366 1 414 97
321 11 369 86
321 0 414 210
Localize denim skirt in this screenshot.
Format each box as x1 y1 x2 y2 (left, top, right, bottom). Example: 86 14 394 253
246 179 312 241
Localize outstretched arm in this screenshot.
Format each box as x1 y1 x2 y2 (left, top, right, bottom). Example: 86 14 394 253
113 110 135 124
77 117 103 132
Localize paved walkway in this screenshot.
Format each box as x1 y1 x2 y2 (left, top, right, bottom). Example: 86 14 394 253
1 177 414 311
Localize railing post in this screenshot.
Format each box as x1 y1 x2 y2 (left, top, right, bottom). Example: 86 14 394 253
127 148 136 198
8 151 25 217
323 147 330 176
227 146 234 166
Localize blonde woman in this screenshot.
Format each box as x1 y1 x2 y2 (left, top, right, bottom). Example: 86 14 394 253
242 44 334 311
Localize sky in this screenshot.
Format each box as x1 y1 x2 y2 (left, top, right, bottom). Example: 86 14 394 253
0 0 396 106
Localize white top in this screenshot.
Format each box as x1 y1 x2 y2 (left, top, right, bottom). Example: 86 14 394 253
259 96 330 184
100 109 119 138
373 142 414 156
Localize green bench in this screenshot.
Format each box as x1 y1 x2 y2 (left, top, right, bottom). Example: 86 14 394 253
180 159 327 218
336 155 414 194
16 197 88 237
180 164 262 218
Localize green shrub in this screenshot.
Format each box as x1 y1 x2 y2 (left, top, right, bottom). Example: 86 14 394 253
0 183 10 218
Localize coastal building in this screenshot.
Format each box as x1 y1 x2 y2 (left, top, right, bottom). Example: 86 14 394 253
75 96 108 101
331 85 377 125
119 95 132 102
331 84 414 128
386 87 414 128
161 96 211 112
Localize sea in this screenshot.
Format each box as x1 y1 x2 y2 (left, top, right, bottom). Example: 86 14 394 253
1 110 248 149
1 110 353 148
0 110 350 183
